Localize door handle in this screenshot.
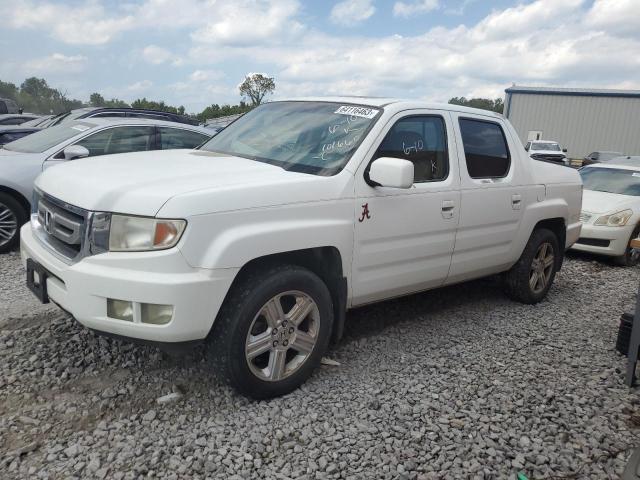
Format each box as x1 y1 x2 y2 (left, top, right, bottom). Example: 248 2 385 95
511 194 522 210
441 200 455 219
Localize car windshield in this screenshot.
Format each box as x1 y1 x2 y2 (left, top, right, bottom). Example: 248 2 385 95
580 167 640 196
199 101 381 175
2 122 94 153
531 142 560 151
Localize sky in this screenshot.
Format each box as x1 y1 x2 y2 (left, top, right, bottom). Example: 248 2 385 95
1 0 639 113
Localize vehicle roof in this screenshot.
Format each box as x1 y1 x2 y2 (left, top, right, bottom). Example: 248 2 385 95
584 161 640 172
0 113 40 119
278 96 505 118
530 140 559 144
67 117 213 133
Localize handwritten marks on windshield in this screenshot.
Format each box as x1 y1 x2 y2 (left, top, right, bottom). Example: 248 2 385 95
402 139 424 155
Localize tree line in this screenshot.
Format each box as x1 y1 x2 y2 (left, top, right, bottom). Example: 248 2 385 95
0 74 276 121
1 75 504 121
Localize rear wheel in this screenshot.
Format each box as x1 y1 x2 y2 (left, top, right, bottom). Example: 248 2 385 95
207 265 333 399
0 193 27 254
613 226 640 267
504 228 559 304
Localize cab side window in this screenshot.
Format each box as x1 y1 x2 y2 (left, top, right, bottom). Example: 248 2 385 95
75 126 155 156
374 116 448 182
459 118 510 179
159 127 210 150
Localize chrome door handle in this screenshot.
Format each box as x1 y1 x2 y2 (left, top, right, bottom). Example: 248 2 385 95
441 200 455 219
512 194 522 210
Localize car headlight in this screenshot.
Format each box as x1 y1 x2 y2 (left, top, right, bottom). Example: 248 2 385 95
108 215 186 251
594 209 633 227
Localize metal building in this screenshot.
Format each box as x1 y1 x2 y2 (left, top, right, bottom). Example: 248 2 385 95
504 86 640 159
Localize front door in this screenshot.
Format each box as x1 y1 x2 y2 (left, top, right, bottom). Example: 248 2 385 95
352 111 461 306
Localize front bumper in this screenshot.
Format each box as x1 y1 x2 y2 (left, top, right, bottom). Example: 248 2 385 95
570 222 635 257
20 224 238 343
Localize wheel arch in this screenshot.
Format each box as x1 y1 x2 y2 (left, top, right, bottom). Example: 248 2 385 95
212 246 348 343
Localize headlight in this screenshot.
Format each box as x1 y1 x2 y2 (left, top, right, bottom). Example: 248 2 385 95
594 209 633 227
108 215 186 251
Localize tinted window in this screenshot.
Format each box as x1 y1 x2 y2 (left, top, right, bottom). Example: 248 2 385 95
90 112 127 118
459 118 510 178
375 116 448 182
75 126 155 156
0 117 27 125
159 127 210 150
531 142 560 151
0 131 31 144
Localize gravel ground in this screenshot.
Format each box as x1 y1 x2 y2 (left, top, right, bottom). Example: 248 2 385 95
2 250 640 479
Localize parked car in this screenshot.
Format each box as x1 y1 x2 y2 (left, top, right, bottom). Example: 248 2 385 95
572 163 640 266
0 118 213 252
582 151 624 166
21 98 582 399
0 98 20 114
0 116 53 146
525 140 569 166
0 114 41 126
605 156 640 167
43 107 199 128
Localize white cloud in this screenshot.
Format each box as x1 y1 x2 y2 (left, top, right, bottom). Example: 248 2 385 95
141 45 173 65
127 80 153 93
24 53 88 74
585 0 640 37
3 1 134 45
330 0 376 26
393 0 439 18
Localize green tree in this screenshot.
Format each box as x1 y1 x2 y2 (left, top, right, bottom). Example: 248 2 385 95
0 80 19 99
238 73 275 106
131 98 179 113
197 101 252 122
90 92 106 107
448 97 504 114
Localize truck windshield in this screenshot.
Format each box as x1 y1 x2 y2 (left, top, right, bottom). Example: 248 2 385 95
580 167 640 196
2 122 95 153
531 142 560 151
199 101 381 175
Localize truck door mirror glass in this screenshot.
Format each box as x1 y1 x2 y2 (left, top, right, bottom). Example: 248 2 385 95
369 157 414 188
63 145 90 160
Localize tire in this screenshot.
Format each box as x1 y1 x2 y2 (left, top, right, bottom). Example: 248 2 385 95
207 264 334 399
613 225 640 267
503 228 560 304
0 192 27 254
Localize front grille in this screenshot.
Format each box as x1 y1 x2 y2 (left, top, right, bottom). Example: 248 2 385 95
576 237 610 247
32 191 90 263
579 212 592 223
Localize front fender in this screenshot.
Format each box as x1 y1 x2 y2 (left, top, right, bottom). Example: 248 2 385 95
177 200 355 277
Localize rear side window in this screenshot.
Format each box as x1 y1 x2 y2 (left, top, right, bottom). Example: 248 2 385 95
459 118 510 178
159 127 210 150
375 116 448 182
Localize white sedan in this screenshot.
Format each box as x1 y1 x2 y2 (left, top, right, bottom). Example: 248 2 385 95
572 163 640 266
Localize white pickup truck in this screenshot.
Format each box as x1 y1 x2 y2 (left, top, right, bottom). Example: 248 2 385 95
21 98 582 398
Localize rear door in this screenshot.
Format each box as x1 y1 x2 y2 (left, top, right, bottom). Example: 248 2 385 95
446 113 525 284
352 110 461 305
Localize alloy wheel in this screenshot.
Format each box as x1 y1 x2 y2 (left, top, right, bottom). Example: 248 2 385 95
0 202 18 248
529 242 554 294
245 290 320 382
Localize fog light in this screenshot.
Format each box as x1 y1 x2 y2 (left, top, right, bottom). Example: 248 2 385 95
141 303 173 325
107 299 133 321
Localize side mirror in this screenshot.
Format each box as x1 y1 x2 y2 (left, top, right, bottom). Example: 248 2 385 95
524 145 529 151
369 157 414 188
562 148 567 153
63 145 90 160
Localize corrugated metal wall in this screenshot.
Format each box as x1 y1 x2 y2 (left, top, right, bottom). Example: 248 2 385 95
505 93 640 158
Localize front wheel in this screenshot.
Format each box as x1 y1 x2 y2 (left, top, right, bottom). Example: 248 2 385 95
0 193 27 254
613 226 640 267
504 228 559 304
207 265 333 399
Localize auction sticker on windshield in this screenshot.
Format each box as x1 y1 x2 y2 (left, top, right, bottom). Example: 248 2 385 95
334 105 379 119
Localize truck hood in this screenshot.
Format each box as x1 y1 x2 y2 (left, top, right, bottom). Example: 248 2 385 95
34 149 344 216
582 189 640 214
